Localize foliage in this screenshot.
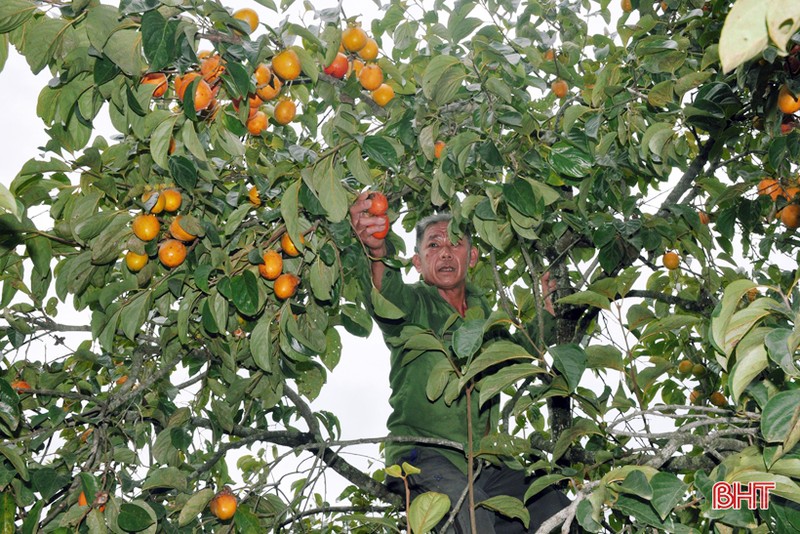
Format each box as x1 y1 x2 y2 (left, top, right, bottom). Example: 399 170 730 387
2 0 800 532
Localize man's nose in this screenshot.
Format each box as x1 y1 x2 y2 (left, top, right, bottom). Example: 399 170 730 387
440 245 453 257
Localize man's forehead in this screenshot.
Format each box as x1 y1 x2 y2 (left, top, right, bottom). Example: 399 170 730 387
422 221 462 241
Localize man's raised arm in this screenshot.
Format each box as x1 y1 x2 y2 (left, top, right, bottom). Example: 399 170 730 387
349 191 389 290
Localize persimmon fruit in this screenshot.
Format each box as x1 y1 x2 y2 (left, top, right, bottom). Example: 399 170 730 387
662 251 680 270
132 214 160 242
342 26 367 52
358 38 379 61
551 79 569 98
273 99 296 125
210 487 237 520
778 84 800 114
125 251 148 272
232 8 258 34
247 110 268 135
162 189 182 212
372 215 390 239
158 239 187 268
358 64 384 91
757 178 783 200
709 391 727 407
780 204 800 228
248 186 261 206
281 233 303 257
169 216 197 242
324 52 348 78
271 49 301 81
11 380 31 391
274 273 300 300
368 192 388 216
372 83 394 106
141 72 168 98
677 359 693 375
143 190 166 214
434 140 446 159
259 250 283 280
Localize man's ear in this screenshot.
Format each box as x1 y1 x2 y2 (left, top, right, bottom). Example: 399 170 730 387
468 246 478 268
412 253 422 273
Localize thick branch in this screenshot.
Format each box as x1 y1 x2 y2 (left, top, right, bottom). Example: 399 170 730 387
656 138 715 217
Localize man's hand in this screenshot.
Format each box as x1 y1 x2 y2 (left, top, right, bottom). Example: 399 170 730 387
350 191 388 258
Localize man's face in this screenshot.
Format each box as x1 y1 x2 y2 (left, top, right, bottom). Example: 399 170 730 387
412 221 478 290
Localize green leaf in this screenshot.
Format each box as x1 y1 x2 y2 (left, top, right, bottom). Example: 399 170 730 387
718 0 767 73
524 474 568 502
250 314 273 372
452 319 484 361
766 328 800 376
617 470 653 499
557 290 610 310
178 488 214 526
460 341 536 386
17 16 71 74
385 464 403 478
762 390 800 442
426 359 453 402
371 287 405 319
0 183 20 220
142 467 188 492
585 345 624 371
477 495 529 528
86 508 106 534
0 0 38 34
117 502 155 532
150 115 178 170
552 418 602 461
0 491 14 534
346 147 372 186
233 504 261 532
649 472 687 520
408 491 450 534
32 468 69 501
308 158 348 223
767 1 800 53
421 55 467 105
141 10 176 71
362 136 398 170
281 181 302 253
548 142 592 178
169 156 198 190
120 291 152 341
549 344 587 393
0 445 28 481
478 362 545 407
231 271 261 316
21 500 43 534
104 28 143 76
709 279 759 362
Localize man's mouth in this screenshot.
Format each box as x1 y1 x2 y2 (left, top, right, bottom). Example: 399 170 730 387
438 266 456 272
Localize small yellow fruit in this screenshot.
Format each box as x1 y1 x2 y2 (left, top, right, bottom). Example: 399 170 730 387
125 251 148 272
662 251 680 270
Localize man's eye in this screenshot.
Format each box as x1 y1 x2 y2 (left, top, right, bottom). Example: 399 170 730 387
428 243 438 248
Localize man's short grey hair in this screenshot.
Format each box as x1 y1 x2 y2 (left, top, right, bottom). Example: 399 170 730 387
414 213 471 251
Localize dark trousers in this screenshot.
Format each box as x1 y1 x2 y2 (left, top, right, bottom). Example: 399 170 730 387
386 449 572 533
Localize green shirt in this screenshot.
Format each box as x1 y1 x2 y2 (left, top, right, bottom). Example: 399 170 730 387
375 267 499 473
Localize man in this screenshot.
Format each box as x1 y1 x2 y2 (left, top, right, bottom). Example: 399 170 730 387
349 193 570 533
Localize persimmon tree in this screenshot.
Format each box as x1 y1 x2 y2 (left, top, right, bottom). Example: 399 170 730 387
3 0 800 532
